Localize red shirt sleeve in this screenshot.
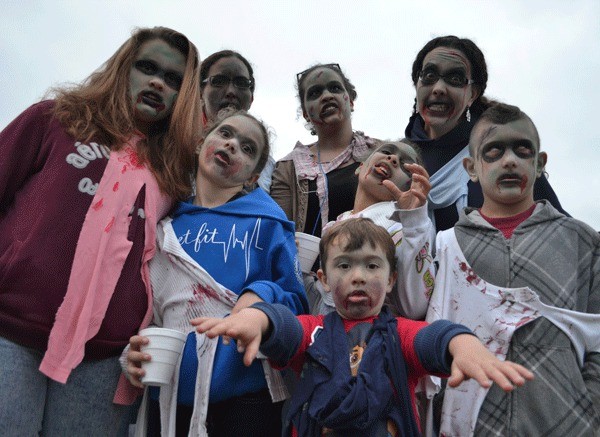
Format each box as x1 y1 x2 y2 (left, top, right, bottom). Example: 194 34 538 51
287 314 326 373
396 317 430 377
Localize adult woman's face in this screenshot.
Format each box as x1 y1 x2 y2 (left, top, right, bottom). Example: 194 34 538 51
415 47 479 139
201 56 253 121
302 67 353 132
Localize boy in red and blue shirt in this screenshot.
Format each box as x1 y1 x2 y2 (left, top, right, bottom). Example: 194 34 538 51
193 218 533 436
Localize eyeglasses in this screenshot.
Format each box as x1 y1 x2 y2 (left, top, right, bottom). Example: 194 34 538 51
296 63 341 83
418 70 475 88
202 74 253 89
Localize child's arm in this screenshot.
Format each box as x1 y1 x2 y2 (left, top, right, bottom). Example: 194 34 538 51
193 302 304 367
194 307 269 366
386 164 434 319
231 290 264 315
447 334 534 391
412 319 533 391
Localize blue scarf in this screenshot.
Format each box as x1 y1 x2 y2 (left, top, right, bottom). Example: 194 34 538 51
287 306 420 436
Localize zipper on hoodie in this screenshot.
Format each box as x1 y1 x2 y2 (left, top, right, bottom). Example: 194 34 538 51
505 237 513 288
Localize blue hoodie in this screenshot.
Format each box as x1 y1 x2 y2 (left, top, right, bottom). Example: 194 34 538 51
171 187 308 404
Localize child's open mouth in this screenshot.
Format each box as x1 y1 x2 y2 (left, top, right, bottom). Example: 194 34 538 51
214 150 231 166
373 162 391 179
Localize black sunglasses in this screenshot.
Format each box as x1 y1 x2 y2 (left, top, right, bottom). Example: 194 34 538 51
296 63 341 83
202 74 253 89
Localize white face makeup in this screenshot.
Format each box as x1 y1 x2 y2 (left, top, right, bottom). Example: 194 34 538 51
129 39 186 134
318 237 394 320
416 47 479 139
302 67 353 130
196 114 264 189
464 118 547 217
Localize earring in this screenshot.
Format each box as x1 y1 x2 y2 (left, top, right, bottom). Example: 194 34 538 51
466 107 471 123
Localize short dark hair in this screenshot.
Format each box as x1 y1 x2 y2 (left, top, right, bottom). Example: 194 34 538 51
319 218 396 275
200 50 255 93
412 36 489 113
297 63 357 118
469 102 540 153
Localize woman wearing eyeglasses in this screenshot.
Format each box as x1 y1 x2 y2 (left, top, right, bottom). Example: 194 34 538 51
200 50 254 124
200 50 274 191
270 63 378 239
405 35 566 232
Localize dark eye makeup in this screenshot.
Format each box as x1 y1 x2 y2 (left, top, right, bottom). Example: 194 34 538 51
134 59 183 90
481 141 536 163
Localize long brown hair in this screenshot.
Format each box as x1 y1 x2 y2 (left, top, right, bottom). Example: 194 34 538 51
51 26 202 200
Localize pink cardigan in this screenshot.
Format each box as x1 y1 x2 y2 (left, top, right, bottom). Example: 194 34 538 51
39 137 172 384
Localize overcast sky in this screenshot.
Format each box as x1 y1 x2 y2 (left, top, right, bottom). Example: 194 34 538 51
1 0 598 229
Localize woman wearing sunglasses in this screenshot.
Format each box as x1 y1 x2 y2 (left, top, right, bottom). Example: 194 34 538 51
200 50 274 191
270 63 378 239
405 35 566 232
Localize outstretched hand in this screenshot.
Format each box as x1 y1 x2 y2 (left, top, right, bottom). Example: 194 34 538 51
382 163 431 210
448 334 535 391
191 307 269 367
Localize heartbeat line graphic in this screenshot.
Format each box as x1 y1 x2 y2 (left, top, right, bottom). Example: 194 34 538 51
178 219 264 280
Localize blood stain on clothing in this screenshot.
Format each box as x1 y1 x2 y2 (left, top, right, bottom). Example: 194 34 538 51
113 182 119 192
104 216 115 233
515 316 536 328
118 147 144 173
458 261 480 285
189 283 221 304
92 198 104 211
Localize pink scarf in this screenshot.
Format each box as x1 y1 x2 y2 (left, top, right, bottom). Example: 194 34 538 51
39 136 172 383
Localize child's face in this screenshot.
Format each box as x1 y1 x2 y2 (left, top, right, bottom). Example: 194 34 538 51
197 114 264 188
357 142 419 201
129 39 186 133
317 236 396 320
463 118 547 215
